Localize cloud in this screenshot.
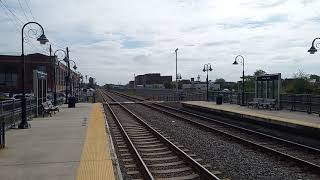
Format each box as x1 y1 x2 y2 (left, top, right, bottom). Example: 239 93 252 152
218 14 288 29
203 40 240 47
0 0 320 85
243 0 288 8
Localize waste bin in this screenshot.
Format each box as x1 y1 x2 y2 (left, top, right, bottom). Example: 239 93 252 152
216 95 223 105
68 96 76 108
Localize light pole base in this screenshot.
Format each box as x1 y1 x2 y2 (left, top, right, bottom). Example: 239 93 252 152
18 122 30 129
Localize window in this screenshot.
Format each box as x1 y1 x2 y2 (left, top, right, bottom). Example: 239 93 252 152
0 72 17 86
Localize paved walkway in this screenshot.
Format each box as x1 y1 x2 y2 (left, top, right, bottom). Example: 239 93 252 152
0 103 116 180
182 101 320 129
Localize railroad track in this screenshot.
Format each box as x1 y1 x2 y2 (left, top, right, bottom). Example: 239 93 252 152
108 90 320 174
99 89 224 180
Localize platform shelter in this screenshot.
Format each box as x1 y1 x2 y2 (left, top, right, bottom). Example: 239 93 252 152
255 73 281 108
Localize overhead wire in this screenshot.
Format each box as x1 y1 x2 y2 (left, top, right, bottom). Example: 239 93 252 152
24 0 35 20
1 0 66 55
17 0 29 21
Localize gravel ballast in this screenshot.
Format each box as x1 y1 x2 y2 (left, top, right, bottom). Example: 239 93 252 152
126 103 320 180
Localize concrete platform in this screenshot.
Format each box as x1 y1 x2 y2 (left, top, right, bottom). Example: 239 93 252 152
182 101 320 136
0 103 117 180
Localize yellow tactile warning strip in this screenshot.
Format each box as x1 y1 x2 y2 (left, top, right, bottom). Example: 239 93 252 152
77 103 115 180
183 101 320 129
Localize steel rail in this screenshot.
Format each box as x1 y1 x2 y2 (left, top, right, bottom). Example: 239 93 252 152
99 90 154 180
142 103 320 173
110 90 320 174
152 102 320 153
102 90 220 179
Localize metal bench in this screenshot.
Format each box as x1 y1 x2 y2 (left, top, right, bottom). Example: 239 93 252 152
247 98 263 108
47 101 59 113
41 101 59 117
259 98 277 110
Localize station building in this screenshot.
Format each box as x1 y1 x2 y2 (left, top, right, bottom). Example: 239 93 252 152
0 53 80 96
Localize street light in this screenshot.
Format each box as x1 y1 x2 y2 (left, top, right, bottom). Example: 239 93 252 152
19 22 49 129
67 59 77 97
232 55 245 106
175 48 179 94
308 38 320 54
61 48 77 104
202 63 213 101
53 49 67 106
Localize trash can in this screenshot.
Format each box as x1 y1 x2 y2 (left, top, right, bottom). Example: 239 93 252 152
68 96 76 108
216 95 223 105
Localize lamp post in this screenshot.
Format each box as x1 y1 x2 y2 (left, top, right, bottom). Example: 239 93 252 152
232 55 245 106
53 49 67 106
175 48 178 94
19 22 49 129
308 38 320 54
67 59 77 97
202 63 213 101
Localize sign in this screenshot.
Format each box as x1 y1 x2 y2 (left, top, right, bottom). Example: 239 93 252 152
256 74 280 81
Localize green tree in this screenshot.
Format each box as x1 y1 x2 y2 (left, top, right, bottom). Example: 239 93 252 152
254 69 266 77
310 74 320 81
286 70 313 94
164 82 173 89
88 77 96 89
215 78 226 89
215 78 226 84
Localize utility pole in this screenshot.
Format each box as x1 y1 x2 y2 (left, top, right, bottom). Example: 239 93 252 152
175 48 178 95
134 73 136 89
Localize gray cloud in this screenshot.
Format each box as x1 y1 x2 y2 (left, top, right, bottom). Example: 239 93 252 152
242 0 288 8
0 0 320 85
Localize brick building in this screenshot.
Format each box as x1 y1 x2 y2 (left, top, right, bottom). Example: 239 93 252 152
133 73 172 88
0 53 80 95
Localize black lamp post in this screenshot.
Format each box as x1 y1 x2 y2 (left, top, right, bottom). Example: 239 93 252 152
202 63 213 101
175 48 179 94
233 55 245 106
53 49 67 106
308 38 320 54
19 22 49 129
67 59 77 97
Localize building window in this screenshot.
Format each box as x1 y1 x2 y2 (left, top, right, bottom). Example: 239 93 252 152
0 72 17 86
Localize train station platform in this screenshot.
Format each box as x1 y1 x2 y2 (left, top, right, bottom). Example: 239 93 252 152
0 103 117 180
182 101 320 136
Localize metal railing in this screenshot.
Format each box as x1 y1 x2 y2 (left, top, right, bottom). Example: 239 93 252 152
0 98 38 130
0 122 4 148
117 88 320 115
208 91 256 105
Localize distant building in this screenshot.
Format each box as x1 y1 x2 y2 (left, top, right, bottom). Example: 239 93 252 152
133 73 172 88
182 78 220 91
0 53 80 95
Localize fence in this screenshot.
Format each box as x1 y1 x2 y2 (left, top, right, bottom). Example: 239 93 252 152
0 122 4 148
208 91 256 105
0 98 38 130
209 91 320 115
117 88 320 114
117 88 207 101
280 94 320 114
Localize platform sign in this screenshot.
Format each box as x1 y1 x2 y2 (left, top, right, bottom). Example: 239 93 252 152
33 70 47 115
256 74 280 81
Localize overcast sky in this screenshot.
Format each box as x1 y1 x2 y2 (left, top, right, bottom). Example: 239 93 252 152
1 0 320 85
